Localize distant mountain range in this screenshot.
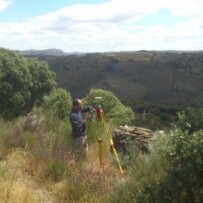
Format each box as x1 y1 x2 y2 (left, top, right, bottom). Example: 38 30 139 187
14 49 85 56
15 49 203 57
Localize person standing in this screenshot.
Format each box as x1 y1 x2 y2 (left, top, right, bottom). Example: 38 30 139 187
69 99 92 160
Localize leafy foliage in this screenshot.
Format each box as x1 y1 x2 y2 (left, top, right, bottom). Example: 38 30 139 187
176 107 203 133
43 88 72 120
28 58 56 106
0 49 32 118
0 48 56 119
84 88 135 124
136 129 203 203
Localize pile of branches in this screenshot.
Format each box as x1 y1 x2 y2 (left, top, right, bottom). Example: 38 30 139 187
113 125 154 153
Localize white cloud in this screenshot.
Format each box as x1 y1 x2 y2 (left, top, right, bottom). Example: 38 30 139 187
0 0 203 51
0 0 11 12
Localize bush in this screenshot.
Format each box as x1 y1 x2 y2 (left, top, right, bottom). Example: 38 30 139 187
176 107 203 133
84 88 134 125
131 109 203 203
136 129 203 203
108 137 168 203
0 48 56 119
43 88 72 120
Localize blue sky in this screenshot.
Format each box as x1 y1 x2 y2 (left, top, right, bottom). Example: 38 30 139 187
137 9 192 27
1 0 108 22
0 0 202 52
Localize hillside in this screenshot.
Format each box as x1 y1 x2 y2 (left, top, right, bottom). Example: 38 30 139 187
34 51 203 110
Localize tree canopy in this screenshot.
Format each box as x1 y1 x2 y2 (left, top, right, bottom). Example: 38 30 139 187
0 48 56 119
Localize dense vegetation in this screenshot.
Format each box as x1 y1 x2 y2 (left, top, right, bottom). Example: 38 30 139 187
84 88 134 125
43 88 72 120
0 48 56 119
110 109 203 203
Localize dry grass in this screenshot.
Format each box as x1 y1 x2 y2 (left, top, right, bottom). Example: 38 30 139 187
0 144 120 203
0 149 56 203
0 114 122 203
47 142 122 203
0 181 42 203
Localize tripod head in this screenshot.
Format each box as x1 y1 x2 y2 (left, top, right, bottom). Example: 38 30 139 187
91 97 104 120
95 105 104 120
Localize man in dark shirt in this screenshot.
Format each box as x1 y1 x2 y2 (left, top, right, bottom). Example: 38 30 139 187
69 99 92 159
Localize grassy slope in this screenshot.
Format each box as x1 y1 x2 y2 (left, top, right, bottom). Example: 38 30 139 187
0 150 56 203
0 146 120 203
0 115 121 203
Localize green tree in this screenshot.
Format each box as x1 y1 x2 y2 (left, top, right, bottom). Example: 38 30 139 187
28 58 56 107
84 88 134 124
43 88 72 120
0 48 56 118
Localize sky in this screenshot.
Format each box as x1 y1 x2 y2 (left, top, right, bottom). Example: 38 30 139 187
0 0 203 52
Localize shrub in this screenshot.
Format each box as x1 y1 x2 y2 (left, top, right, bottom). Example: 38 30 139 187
136 129 203 203
108 137 168 203
176 107 203 133
84 88 134 125
43 88 72 120
131 109 203 203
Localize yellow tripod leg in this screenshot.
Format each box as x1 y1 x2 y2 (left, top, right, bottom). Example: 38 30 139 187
101 115 124 176
98 138 103 168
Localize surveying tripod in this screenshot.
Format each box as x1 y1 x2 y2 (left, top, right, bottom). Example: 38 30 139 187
92 105 124 176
